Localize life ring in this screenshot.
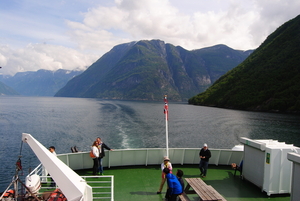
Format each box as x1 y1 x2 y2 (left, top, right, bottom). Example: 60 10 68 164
46 189 67 201
2 189 15 198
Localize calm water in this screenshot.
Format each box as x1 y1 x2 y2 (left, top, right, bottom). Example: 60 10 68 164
0 96 300 191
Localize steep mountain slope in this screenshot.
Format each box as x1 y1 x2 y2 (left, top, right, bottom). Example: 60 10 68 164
55 40 252 101
189 15 300 112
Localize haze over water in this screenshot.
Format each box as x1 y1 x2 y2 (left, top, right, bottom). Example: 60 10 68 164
1 96 300 191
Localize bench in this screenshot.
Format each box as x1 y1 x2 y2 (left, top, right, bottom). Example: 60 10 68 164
178 192 191 201
185 178 227 201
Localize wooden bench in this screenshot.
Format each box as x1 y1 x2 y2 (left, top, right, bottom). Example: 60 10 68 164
178 192 191 201
184 178 227 201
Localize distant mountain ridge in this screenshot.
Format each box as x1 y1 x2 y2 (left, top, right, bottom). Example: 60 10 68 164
0 69 83 96
55 40 252 101
188 15 300 113
0 81 19 95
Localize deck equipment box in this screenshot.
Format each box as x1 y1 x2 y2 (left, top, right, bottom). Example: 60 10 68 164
287 152 300 201
240 137 300 196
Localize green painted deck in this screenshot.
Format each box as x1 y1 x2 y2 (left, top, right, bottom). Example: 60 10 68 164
77 164 290 201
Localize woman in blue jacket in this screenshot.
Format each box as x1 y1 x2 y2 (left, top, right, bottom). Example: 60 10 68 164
163 168 182 201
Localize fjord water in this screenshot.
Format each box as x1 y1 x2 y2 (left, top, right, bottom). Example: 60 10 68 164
1 96 300 191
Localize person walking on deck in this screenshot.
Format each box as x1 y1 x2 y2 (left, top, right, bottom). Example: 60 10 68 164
199 143 211 177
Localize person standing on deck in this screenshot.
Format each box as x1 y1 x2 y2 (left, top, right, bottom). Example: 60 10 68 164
96 137 113 175
91 141 100 175
157 156 172 194
176 169 184 193
48 146 57 187
199 143 211 178
165 169 184 199
163 168 182 201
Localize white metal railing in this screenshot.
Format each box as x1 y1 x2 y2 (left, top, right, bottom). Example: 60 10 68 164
27 148 243 201
27 163 47 183
27 169 114 201
81 176 114 201
57 148 244 170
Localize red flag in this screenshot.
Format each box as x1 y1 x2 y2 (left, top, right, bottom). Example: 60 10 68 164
164 95 168 120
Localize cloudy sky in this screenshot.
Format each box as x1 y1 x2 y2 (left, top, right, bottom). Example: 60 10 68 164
0 0 299 75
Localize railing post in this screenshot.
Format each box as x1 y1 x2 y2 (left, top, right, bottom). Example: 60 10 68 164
146 149 149 166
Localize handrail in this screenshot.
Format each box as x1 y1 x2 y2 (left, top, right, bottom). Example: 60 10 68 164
27 170 114 201
57 148 244 170
81 176 114 201
27 148 243 201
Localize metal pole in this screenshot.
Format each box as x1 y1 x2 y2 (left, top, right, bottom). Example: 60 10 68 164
164 95 169 157
166 112 169 157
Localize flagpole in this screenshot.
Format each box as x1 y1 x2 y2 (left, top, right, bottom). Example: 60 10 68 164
164 95 169 157
166 113 169 157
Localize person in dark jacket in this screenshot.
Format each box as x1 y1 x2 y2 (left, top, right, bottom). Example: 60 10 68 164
176 169 184 193
163 168 182 201
199 143 211 177
96 137 113 175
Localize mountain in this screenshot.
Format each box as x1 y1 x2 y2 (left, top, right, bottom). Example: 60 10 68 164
0 69 83 96
0 81 19 95
188 15 300 113
55 40 252 101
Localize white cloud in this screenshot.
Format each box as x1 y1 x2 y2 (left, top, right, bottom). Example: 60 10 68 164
249 0 300 45
0 0 300 75
0 52 8 66
0 44 98 75
66 0 300 52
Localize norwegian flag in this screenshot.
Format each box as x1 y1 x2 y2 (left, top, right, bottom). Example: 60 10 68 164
164 95 168 120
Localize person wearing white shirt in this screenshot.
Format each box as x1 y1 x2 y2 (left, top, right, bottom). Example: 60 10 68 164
91 141 100 175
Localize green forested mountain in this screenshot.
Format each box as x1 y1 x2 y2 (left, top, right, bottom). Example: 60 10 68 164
55 40 252 101
189 15 300 113
0 81 19 95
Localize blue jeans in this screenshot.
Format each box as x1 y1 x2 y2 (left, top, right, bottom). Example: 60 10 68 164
98 157 103 173
199 160 209 176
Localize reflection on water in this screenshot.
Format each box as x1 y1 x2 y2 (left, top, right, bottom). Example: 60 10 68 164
0 96 300 191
